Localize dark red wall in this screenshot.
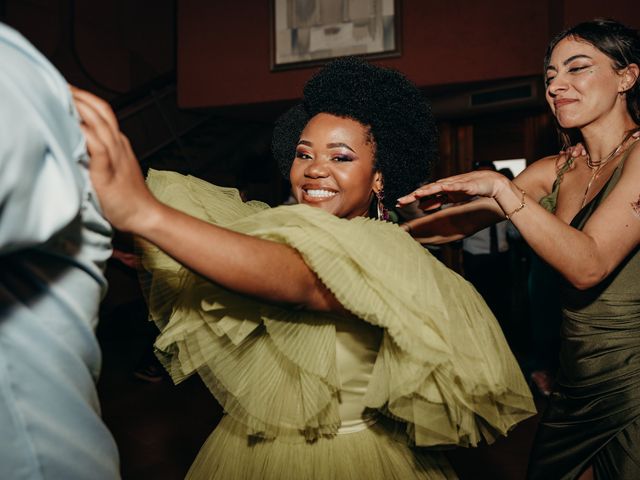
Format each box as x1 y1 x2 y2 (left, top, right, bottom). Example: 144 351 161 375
563 0 640 28
177 0 640 108
5 0 638 108
4 0 175 98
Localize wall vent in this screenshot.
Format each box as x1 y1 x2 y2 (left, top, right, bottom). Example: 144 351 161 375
430 76 545 119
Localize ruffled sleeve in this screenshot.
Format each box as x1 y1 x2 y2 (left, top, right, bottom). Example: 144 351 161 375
140 169 535 447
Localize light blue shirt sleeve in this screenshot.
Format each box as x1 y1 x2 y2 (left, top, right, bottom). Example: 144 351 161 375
0 23 84 254
0 22 119 479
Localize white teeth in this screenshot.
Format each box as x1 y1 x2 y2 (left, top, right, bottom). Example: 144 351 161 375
306 189 337 198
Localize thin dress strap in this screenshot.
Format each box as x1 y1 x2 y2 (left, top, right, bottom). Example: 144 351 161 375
539 134 640 214
539 156 574 213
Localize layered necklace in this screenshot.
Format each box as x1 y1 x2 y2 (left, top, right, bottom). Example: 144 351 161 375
581 128 640 207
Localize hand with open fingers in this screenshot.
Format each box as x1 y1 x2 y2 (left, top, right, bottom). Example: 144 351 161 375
397 170 509 209
561 142 587 159
560 131 640 160
70 86 158 233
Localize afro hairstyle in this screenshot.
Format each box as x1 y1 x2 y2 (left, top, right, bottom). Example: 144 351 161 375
272 56 438 212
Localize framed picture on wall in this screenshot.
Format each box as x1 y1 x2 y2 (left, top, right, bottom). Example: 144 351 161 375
270 0 401 71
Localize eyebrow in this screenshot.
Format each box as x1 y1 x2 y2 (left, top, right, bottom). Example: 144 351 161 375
327 142 355 152
546 54 594 72
297 140 356 153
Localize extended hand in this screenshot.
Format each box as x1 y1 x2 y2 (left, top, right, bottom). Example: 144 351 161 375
561 142 587 159
397 171 509 209
71 86 158 233
560 130 640 160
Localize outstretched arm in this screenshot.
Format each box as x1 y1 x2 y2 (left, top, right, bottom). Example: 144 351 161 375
399 156 559 244
401 197 503 244
72 87 343 312
399 150 640 289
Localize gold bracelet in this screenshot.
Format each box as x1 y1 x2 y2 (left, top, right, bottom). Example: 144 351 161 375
504 187 526 220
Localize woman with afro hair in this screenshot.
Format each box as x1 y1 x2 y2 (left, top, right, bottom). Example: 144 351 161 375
72 57 534 479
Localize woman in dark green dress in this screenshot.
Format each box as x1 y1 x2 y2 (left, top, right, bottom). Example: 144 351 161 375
399 19 640 480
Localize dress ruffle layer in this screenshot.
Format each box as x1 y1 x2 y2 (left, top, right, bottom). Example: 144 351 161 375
140 169 535 449
186 415 456 480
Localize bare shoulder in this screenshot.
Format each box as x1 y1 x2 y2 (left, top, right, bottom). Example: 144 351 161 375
595 139 640 226
615 141 640 213
621 139 640 174
513 154 564 201
583 139 640 261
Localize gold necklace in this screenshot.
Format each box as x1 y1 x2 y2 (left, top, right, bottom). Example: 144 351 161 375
581 131 640 207
585 141 624 169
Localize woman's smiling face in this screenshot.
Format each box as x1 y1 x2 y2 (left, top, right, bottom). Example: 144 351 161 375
545 36 625 129
289 113 382 219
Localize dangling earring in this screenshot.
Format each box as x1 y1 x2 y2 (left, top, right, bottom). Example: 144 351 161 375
376 189 389 221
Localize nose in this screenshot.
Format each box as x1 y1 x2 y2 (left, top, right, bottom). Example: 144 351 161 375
304 157 329 178
547 75 568 98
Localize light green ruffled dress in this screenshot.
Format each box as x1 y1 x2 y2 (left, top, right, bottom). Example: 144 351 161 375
139 169 535 480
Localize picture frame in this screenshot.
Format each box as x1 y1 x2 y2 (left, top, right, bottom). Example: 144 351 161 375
270 0 401 71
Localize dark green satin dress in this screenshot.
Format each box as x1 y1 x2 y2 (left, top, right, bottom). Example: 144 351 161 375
528 146 640 479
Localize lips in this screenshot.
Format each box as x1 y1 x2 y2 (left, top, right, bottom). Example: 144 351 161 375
554 98 578 108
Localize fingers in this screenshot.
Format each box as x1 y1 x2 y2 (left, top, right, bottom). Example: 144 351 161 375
572 142 587 157
75 100 113 152
78 122 114 185
69 86 151 233
561 133 639 160
71 85 126 166
560 142 588 159
397 184 473 210
71 86 139 183
397 173 480 205
397 183 445 205
73 93 119 152
434 173 475 184
119 132 136 160
70 85 120 133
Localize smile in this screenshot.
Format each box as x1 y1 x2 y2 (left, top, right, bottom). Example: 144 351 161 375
304 189 337 199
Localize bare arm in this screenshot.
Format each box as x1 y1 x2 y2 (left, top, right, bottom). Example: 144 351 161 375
399 151 640 289
402 197 503 244
72 87 343 312
506 147 640 289
399 155 559 244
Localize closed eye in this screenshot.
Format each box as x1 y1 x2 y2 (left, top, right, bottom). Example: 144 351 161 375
569 65 589 73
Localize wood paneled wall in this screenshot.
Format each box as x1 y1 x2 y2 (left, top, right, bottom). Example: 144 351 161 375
433 109 558 271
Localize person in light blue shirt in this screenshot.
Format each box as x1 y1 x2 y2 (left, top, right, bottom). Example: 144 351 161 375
0 22 120 479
